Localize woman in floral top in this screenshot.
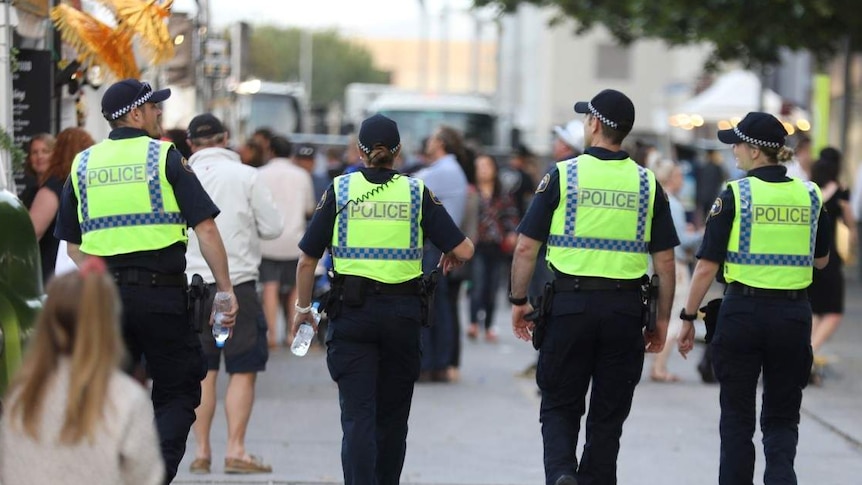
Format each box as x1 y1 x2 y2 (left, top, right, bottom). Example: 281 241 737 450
468 154 520 342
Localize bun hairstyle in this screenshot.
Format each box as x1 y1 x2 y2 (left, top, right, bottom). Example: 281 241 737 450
776 146 795 163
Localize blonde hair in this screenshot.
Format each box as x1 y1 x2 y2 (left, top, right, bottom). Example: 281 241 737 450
752 144 795 164
5 260 124 444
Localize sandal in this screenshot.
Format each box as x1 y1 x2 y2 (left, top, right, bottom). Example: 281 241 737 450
650 371 680 383
224 455 272 474
189 457 210 474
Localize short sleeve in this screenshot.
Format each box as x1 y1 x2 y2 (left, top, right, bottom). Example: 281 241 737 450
421 187 466 253
54 176 82 244
648 182 680 253
298 185 337 259
516 168 559 241
696 187 735 263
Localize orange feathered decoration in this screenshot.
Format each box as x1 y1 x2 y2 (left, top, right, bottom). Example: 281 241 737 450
96 0 175 64
50 3 141 79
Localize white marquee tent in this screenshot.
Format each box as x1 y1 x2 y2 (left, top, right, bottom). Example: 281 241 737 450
675 70 804 122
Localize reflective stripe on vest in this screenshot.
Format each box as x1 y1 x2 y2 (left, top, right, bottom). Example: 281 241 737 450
725 178 821 267
547 162 650 253
546 156 655 279
331 175 423 261
76 141 184 233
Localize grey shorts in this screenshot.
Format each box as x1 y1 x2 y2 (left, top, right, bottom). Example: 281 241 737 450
259 258 298 293
200 281 268 373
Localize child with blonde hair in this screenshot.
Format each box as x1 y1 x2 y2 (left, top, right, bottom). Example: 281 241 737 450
0 257 164 484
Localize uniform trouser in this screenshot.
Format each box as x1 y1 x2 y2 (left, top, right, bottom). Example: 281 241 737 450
536 290 644 485
119 284 206 484
326 294 423 485
712 295 813 485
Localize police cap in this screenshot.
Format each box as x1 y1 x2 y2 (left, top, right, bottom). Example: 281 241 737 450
574 89 635 132
102 79 171 121
717 112 787 149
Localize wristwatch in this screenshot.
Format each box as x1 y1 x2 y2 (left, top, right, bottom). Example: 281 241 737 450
679 308 698 322
508 293 528 305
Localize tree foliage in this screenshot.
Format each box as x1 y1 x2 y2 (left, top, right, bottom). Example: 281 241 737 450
248 26 390 106
474 0 861 68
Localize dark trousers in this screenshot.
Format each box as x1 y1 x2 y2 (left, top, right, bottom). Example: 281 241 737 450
119 284 205 484
326 294 423 485
420 244 454 371
536 290 644 485
712 295 813 485
470 242 504 329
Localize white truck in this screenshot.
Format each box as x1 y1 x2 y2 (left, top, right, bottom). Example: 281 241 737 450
345 83 501 157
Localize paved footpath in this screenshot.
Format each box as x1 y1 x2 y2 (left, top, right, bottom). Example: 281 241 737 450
175 280 862 485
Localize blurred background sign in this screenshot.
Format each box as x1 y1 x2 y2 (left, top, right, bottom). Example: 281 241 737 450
12 48 51 147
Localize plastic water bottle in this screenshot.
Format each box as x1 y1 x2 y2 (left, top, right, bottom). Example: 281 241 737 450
212 292 232 348
290 302 320 357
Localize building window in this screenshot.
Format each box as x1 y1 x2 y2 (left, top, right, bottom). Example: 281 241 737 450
596 44 631 80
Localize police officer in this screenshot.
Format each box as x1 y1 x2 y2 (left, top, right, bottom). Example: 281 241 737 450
294 114 474 485
54 79 238 483
678 112 830 485
510 89 679 485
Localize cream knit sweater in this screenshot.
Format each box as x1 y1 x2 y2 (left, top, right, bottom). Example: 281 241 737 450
0 360 164 484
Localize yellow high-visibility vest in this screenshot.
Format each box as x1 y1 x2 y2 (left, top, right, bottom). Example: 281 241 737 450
71 137 186 256
331 173 424 284
724 177 822 289
546 154 656 279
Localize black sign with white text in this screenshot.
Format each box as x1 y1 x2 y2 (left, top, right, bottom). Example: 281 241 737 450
12 49 52 146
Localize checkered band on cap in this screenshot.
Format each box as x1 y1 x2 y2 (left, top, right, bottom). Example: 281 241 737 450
107 88 154 121
358 140 401 155
587 102 618 129
733 126 782 149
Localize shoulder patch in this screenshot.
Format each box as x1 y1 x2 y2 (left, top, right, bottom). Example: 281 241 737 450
707 197 722 219
315 190 327 211
429 190 443 205
181 157 194 173
536 173 551 193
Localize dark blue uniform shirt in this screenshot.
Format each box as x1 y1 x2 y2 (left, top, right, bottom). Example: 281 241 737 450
696 164 830 263
517 147 680 262
54 127 219 273
299 167 466 259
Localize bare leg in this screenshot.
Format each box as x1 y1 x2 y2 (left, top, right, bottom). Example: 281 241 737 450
262 282 280 348
225 372 257 460
192 370 218 460
282 286 297 347
811 313 843 353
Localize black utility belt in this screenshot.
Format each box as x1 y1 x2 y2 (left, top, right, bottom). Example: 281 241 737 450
725 282 807 301
553 275 643 292
339 275 422 296
112 268 186 287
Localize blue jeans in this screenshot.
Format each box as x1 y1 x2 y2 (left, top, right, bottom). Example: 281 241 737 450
470 242 504 329
420 244 455 371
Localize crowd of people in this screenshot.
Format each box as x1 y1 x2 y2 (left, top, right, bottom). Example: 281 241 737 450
1 76 858 485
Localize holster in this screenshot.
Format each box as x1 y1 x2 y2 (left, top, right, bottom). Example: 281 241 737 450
526 281 554 350
700 298 722 343
187 274 210 333
641 274 659 332
326 272 344 320
419 270 439 328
